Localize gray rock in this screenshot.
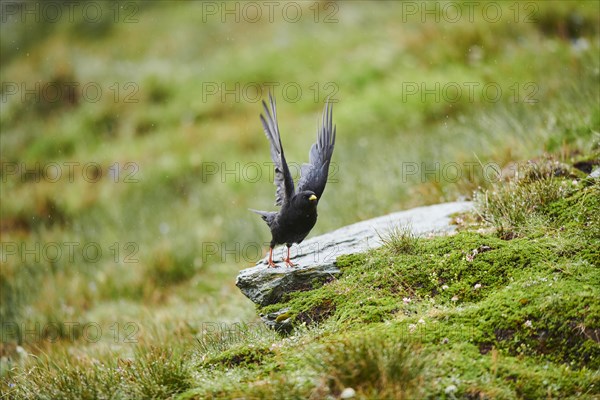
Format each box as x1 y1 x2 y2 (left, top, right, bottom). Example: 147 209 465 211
236 201 473 306
589 167 600 179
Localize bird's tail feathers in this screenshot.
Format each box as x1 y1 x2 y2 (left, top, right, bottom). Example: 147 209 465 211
248 209 276 223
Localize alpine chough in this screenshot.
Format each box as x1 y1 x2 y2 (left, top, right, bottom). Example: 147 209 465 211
251 93 336 268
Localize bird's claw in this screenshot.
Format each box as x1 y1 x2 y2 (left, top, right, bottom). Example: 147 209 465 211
284 259 295 268
267 261 278 268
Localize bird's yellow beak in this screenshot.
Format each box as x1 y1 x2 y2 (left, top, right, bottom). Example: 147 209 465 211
309 194 318 201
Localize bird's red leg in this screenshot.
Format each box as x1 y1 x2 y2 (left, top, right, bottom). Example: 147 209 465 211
284 246 295 267
267 247 277 268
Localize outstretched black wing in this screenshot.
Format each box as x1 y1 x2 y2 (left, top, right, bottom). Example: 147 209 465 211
296 101 336 199
260 93 295 206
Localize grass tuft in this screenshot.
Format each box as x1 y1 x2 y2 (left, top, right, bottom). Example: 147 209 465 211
379 224 421 255
474 158 578 238
308 332 424 399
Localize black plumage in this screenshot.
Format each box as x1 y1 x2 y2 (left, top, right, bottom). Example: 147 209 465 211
251 93 336 267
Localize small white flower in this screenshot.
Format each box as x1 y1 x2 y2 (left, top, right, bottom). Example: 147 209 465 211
524 320 533 328
451 295 459 302
442 285 449 290
445 384 458 394
474 283 482 290
418 318 425 324
403 297 411 304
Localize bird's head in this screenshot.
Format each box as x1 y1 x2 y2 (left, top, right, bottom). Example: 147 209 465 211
294 190 318 210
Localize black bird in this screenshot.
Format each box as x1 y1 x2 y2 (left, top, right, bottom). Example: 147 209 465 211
251 93 336 268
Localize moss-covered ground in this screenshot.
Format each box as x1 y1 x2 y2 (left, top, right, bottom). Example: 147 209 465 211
242 178 599 399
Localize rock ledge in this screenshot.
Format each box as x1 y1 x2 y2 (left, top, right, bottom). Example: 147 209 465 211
236 201 473 306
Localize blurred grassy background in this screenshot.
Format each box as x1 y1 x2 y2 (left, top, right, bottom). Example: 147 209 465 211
1 0 598 384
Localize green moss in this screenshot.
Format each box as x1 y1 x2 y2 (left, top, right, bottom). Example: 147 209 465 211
449 265 600 367
544 184 600 243
203 345 273 369
335 253 368 270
